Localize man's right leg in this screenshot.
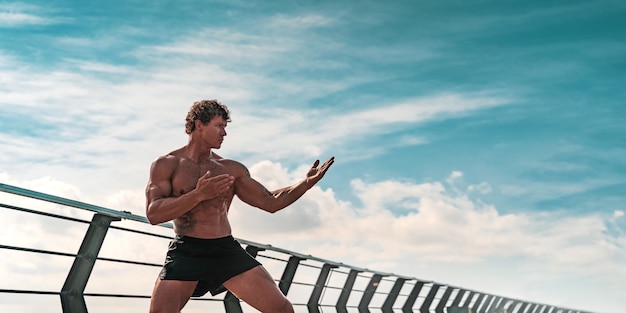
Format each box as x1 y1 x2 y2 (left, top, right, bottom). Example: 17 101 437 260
223 265 294 313
149 279 197 313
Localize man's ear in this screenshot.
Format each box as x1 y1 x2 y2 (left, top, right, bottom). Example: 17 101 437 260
195 119 204 130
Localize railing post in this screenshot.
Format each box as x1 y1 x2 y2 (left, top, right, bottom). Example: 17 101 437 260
491 297 509 313
402 281 426 313
451 289 467 308
60 213 120 313
435 286 455 313
478 295 495 313
358 273 383 312
419 283 441 313
485 297 501 313
223 287 243 313
382 277 408 313
473 293 487 312
278 256 303 295
307 263 337 313
463 291 476 308
336 269 362 313
507 300 521 313
518 302 531 313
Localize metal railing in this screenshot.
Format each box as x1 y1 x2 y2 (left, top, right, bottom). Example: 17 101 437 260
0 183 587 313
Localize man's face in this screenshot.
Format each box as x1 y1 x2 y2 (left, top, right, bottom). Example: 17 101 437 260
198 116 227 149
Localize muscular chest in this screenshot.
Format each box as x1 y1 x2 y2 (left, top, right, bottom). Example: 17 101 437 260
171 159 227 196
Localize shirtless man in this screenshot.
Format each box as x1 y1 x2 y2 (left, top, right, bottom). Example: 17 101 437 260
146 99 334 313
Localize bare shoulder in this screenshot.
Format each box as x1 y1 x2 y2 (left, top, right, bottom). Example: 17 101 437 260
150 150 183 174
215 157 249 178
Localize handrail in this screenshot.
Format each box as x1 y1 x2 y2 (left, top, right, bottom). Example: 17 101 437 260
0 183 419 280
0 182 580 313
0 183 153 224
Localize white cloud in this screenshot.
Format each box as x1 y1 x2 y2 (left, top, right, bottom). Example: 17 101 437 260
0 11 48 27
2 162 625 312
268 13 337 28
335 93 507 128
1 8 623 311
447 170 464 182
0 16 511 206
223 163 626 289
104 189 146 216
1 45 509 205
468 182 492 194
0 3 66 28
67 59 131 74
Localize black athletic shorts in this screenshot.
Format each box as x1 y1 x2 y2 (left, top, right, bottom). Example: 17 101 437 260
158 235 261 297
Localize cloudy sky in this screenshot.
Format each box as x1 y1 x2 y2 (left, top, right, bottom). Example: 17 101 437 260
1 1 625 312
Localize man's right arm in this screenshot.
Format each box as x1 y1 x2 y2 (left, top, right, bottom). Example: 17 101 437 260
145 156 234 225
145 156 197 225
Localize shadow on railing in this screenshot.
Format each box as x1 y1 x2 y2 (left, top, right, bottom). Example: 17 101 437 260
0 183 585 313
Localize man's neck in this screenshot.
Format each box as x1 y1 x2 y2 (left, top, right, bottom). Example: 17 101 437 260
184 138 213 163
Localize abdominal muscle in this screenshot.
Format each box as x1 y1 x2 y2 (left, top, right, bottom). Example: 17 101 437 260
169 155 238 239
173 190 235 239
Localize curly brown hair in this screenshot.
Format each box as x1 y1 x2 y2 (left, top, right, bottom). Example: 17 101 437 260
185 99 231 134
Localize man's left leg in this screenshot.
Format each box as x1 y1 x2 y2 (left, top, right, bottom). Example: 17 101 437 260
223 265 294 313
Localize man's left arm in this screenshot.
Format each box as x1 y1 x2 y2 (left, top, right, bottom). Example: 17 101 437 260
235 157 334 213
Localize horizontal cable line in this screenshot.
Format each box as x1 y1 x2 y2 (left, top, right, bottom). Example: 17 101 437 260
0 244 162 267
108 224 173 239
1 203 90 224
0 289 60 295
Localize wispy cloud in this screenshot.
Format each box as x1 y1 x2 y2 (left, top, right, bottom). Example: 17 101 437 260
1 1 624 311
175 161 626 296
0 3 66 27
222 92 511 162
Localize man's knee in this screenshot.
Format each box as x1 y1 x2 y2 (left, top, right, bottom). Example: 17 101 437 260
278 298 294 313
261 296 293 313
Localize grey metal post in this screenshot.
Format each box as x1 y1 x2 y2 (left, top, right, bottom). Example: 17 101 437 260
507 301 520 313
473 294 486 312
517 302 529 313
419 284 441 313
478 295 494 313
307 263 337 313
358 273 384 312
336 269 362 313
224 245 265 313
402 281 426 313
223 292 243 313
60 213 120 313
463 291 476 308
278 256 303 295
435 286 455 313
451 289 467 307
486 297 503 313
493 298 510 313
382 277 407 313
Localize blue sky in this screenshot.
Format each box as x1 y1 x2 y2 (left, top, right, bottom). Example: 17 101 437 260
1 1 625 312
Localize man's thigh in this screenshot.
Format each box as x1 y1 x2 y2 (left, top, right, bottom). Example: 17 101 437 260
149 279 197 313
223 265 293 313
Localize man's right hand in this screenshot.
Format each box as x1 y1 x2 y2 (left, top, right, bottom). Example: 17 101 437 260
195 171 235 200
